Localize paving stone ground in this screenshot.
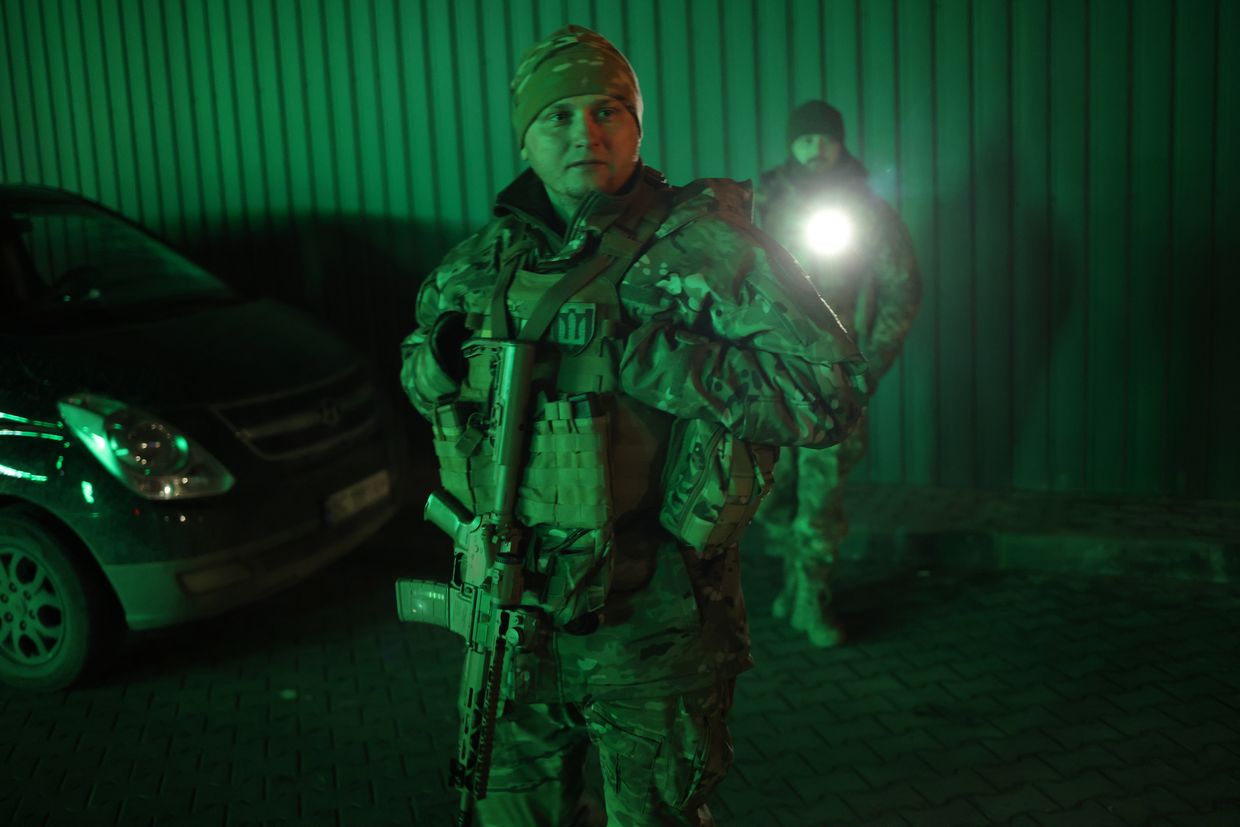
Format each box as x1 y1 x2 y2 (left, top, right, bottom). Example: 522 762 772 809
2 508 1238 826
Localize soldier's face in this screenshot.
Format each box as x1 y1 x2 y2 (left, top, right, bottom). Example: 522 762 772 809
521 95 641 204
792 134 842 170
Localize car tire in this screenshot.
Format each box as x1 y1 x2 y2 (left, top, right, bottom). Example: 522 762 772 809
0 505 121 692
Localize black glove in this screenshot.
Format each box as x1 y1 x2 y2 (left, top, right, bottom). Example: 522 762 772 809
430 311 471 381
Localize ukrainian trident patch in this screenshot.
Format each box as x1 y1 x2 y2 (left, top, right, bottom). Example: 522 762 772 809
553 302 597 350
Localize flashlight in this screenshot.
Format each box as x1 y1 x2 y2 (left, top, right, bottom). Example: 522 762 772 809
804 207 854 257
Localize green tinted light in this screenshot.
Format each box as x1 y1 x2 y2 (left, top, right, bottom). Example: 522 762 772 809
0 411 61 429
59 394 235 500
0 463 48 482
0 429 65 441
81 481 95 504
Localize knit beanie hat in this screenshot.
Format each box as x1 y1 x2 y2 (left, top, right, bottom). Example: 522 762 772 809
787 100 845 148
510 25 643 147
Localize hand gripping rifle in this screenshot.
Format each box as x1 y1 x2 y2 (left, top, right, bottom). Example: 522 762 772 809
394 339 538 827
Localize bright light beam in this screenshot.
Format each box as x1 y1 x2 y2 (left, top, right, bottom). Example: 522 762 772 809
804 208 854 257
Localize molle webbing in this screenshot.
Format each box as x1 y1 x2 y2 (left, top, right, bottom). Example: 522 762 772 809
431 396 613 531
516 397 612 529
430 402 492 515
443 185 677 535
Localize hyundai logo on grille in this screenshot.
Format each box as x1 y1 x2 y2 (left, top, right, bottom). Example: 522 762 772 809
319 400 342 427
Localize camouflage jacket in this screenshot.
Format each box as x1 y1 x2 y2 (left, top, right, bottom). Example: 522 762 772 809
756 156 920 383
401 164 866 701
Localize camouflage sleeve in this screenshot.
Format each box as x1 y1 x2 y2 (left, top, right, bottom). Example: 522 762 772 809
618 216 868 448
863 202 921 382
398 233 489 419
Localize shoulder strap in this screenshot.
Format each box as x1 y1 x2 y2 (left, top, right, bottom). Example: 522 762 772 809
518 256 612 343
518 187 675 343
490 224 529 340
602 187 675 287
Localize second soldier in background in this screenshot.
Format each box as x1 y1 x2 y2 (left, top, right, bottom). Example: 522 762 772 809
753 101 921 648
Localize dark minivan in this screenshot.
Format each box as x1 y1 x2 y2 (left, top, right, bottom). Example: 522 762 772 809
0 185 405 691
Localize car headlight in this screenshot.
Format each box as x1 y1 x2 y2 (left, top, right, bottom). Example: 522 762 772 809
804 207 855 257
58 394 234 500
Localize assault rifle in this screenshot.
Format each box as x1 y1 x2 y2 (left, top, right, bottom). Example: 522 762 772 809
395 339 538 827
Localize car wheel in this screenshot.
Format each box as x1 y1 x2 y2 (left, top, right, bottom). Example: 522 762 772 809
0 505 121 691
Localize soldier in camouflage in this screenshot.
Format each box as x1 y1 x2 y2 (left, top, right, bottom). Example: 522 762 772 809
753 100 921 648
401 29 866 826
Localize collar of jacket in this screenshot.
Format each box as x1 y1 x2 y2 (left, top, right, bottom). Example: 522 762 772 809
493 162 667 266
776 153 870 197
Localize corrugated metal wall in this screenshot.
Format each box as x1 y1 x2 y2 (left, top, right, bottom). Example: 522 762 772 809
2 0 1236 499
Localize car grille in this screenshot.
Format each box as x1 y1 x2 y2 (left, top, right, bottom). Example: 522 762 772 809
210 367 378 461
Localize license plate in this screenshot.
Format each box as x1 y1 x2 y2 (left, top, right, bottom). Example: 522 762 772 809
324 469 391 525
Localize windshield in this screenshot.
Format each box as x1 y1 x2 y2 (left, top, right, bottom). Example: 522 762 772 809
0 203 236 321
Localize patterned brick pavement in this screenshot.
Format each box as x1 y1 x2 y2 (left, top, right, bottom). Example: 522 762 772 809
835 484 1240 587
1 514 1238 826
842 484 1240 544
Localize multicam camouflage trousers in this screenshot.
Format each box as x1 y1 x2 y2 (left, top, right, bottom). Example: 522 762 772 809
474 680 735 827
754 426 868 603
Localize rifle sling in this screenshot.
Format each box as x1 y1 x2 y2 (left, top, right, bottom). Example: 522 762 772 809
518 254 617 343
493 185 673 345
490 225 529 341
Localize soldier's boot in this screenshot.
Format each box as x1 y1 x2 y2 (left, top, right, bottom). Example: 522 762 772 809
771 563 799 620
789 563 845 648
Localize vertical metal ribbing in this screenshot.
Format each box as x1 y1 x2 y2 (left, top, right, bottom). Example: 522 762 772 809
929 0 942 485
1120 0 1134 490
1163 4 1175 493
448 1 469 230
819 0 828 96
156 0 189 240
1 5 24 180
136 1 167 232
14 1 43 181
293 0 319 219
1204 0 1221 493
718 0 730 176
177 0 208 238
417 0 442 235
269 0 296 222
892 0 912 486
967 0 978 487
245 0 274 238
1081 0 1091 488
473 0 495 206
220 0 252 270
686 1 699 180
115 0 147 224
1043 0 1053 490
33 0 66 189
751 0 762 171
654 0 668 172
317 0 341 212
854 0 864 156
1006 0 1017 489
